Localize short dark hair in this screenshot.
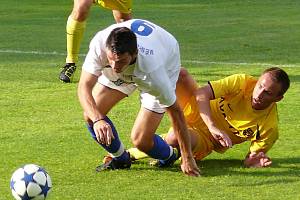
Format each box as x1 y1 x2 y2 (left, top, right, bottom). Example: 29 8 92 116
106 27 137 56
262 67 290 96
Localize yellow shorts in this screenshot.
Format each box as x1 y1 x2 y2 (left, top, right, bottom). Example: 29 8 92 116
166 126 213 161
180 95 226 160
95 0 132 14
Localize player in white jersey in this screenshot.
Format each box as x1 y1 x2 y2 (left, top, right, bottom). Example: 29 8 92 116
78 19 200 177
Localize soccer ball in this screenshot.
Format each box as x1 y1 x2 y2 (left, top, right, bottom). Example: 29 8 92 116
10 164 52 200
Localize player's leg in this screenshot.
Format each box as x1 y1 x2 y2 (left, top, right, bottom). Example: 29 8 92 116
127 133 174 162
129 127 212 162
128 126 213 163
165 128 213 161
85 77 137 171
128 68 198 161
167 89 214 161
85 83 130 165
130 107 179 167
59 0 94 83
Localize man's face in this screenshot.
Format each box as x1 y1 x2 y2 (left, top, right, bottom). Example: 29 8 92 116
106 50 136 73
252 73 283 110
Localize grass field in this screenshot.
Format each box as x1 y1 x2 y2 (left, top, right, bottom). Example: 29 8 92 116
1 0 300 199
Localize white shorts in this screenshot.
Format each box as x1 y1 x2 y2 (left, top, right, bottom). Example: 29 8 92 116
98 74 137 96
98 75 169 113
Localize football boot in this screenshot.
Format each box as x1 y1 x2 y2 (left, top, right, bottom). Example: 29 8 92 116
59 63 76 83
96 154 132 172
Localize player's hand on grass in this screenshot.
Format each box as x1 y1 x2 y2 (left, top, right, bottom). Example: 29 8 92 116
244 152 272 168
180 156 201 177
209 126 232 148
93 119 115 145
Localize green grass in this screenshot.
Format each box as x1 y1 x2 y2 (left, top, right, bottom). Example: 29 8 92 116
1 0 300 199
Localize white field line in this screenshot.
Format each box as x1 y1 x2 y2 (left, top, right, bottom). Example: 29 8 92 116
182 60 299 68
0 49 299 67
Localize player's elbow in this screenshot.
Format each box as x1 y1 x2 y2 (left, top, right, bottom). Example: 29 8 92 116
178 68 189 82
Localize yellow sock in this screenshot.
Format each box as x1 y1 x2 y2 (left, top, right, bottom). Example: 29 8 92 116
128 134 168 160
66 16 86 64
128 147 149 160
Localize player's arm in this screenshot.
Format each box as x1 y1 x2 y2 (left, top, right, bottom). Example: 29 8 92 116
194 85 232 148
244 127 278 168
175 68 199 109
77 70 115 145
149 68 200 176
166 100 200 177
78 70 103 122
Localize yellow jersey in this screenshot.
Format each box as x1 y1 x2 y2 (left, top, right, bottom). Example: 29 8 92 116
183 74 279 154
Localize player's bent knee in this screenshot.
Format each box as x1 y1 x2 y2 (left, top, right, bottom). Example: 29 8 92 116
131 133 153 152
165 132 179 148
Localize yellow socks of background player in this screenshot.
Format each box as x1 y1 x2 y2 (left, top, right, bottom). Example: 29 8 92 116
66 16 86 64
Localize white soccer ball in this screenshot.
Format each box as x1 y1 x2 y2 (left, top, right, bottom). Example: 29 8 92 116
10 164 52 200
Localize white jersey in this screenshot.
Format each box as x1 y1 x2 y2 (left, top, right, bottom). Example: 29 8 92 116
82 19 181 107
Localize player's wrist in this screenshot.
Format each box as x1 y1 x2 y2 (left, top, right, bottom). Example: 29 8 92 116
93 118 105 125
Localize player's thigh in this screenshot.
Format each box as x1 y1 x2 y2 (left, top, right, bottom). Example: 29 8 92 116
190 129 214 160
93 74 137 115
164 127 203 150
72 0 94 20
131 107 164 150
92 83 127 115
164 128 179 148
73 0 94 12
95 0 132 14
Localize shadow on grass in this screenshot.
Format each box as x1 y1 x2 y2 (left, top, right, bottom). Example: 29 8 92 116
199 157 300 177
129 157 300 178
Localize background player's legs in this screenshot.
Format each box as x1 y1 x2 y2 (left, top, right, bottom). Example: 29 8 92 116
67 0 93 63
59 0 133 83
59 0 93 83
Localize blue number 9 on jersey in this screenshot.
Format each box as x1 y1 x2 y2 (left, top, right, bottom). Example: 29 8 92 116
131 20 154 36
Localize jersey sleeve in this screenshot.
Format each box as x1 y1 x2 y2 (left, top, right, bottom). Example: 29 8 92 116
150 68 177 106
249 107 279 153
209 74 250 99
249 126 278 153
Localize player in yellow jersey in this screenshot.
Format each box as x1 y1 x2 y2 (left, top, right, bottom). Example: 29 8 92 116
127 67 290 168
59 0 132 83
